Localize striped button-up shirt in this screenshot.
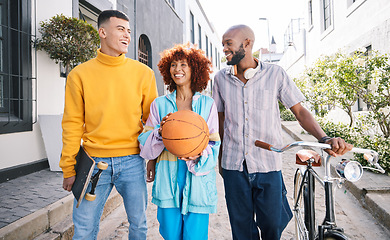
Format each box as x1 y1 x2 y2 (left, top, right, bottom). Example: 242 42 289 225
212 61 305 173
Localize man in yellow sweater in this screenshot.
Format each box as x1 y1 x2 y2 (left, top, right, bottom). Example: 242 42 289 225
60 10 158 239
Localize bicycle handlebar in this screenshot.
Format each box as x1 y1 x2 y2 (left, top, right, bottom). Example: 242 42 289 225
254 140 385 174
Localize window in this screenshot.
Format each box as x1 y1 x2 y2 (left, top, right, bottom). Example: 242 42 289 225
205 35 209 57
215 47 218 67
79 3 98 29
0 0 33 134
357 45 371 111
138 34 152 68
210 43 213 61
190 11 194 44
198 24 202 49
167 0 175 8
216 53 221 69
323 0 331 31
307 0 313 27
346 0 366 16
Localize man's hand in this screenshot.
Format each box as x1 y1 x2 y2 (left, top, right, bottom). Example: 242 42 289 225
325 137 353 157
146 160 156 183
63 176 76 192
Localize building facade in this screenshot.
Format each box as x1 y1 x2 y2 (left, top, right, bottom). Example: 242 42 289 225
175 0 222 96
279 0 390 77
278 0 390 117
0 0 183 181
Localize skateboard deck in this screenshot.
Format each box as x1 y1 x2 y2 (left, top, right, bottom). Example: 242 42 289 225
72 146 95 208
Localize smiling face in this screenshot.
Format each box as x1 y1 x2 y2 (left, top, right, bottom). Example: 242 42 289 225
99 17 131 57
170 59 192 88
222 25 255 66
222 30 246 65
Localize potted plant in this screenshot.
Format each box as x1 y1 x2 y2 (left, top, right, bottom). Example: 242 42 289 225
35 14 100 77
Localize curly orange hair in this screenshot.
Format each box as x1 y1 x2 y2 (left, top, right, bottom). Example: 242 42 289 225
157 43 213 93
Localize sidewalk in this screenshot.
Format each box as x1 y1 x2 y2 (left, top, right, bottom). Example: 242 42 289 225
0 121 389 239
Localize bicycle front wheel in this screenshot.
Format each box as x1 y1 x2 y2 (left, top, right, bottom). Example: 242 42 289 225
294 167 309 240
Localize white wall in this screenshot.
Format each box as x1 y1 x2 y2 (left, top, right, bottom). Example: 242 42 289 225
279 0 390 78
36 0 72 115
277 0 390 125
278 30 306 78
305 0 390 66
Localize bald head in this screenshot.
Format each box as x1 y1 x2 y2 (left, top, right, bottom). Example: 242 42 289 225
223 25 255 48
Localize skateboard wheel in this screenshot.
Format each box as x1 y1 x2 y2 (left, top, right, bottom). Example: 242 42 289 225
85 193 96 201
97 161 108 170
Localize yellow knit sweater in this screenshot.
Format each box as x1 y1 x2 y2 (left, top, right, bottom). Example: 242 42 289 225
60 49 158 178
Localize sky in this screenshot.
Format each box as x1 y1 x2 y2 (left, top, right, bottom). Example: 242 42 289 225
197 0 306 53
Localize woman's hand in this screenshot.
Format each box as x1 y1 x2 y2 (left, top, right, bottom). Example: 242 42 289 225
158 113 173 136
178 153 201 161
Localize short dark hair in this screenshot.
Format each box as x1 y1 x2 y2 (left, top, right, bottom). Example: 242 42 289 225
98 10 129 28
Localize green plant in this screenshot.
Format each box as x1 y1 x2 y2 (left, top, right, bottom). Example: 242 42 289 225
296 50 390 173
35 14 100 76
279 102 296 121
296 50 390 134
317 116 389 173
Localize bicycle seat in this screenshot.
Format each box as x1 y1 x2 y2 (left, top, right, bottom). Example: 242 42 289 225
296 149 322 167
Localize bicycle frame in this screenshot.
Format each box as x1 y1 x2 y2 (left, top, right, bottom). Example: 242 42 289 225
295 158 340 240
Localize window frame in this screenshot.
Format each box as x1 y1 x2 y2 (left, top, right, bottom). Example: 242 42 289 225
205 35 209 57
189 11 195 44
319 0 334 40
346 0 367 17
307 0 313 31
0 0 34 134
198 24 202 49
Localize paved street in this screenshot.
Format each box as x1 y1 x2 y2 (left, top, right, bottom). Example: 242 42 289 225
0 169 69 229
98 130 390 239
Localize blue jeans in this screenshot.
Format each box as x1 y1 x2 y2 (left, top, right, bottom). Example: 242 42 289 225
223 163 292 240
72 154 147 240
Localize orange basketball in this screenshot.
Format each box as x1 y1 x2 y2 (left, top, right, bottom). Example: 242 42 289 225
161 110 209 158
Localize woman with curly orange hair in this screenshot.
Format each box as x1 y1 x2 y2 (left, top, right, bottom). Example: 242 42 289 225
138 44 221 240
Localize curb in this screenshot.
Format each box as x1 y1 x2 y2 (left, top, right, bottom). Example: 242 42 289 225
0 189 122 240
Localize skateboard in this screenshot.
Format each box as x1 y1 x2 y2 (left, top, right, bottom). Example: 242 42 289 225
72 146 108 208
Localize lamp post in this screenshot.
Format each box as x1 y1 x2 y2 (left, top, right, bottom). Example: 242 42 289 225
259 17 271 62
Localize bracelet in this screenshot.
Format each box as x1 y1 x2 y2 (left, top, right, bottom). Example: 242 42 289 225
319 136 332 143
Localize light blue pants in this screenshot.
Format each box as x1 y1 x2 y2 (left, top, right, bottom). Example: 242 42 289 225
157 207 209 240
156 160 209 240
72 154 147 240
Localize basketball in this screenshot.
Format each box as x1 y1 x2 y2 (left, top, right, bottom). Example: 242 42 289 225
161 110 209 158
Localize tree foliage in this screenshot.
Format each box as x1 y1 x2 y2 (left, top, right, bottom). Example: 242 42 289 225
35 14 100 76
295 50 390 173
295 50 390 134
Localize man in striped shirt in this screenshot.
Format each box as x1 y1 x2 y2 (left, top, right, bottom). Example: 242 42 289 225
212 25 352 240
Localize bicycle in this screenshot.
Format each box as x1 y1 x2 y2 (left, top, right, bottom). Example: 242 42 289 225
254 140 385 240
